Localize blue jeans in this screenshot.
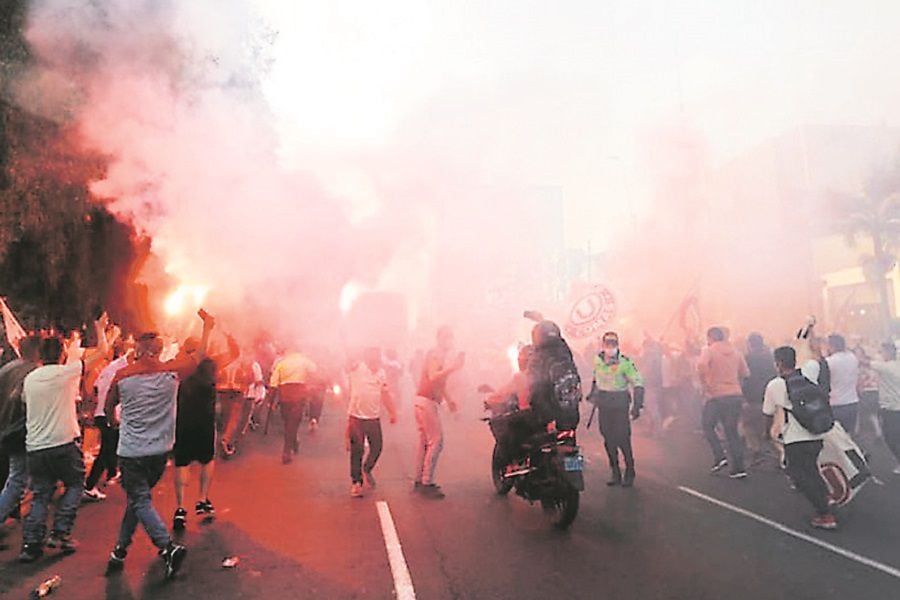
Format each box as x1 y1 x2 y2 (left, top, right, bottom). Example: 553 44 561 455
702 396 745 473
0 451 27 521
117 454 171 550
24 442 85 545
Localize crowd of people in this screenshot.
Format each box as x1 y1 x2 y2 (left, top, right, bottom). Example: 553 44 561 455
0 303 898 578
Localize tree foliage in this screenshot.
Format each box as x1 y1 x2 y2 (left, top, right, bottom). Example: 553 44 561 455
0 0 140 337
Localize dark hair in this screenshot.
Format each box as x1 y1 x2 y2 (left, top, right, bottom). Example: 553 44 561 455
747 332 764 350
19 335 42 361
707 327 725 342
773 346 797 370
40 337 65 364
828 334 846 352
882 342 897 361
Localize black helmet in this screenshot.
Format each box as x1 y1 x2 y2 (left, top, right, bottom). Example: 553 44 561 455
531 320 561 346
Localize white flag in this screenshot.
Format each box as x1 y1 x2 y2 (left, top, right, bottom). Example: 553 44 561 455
818 422 871 506
0 297 27 357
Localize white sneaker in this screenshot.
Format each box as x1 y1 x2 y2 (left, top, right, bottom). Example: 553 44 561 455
308 419 318 432
83 487 107 501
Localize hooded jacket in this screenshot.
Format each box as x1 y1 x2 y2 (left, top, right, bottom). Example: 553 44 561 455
697 341 749 399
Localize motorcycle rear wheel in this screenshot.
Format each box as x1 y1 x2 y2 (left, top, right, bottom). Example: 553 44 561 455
541 489 580 529
491 444 513 496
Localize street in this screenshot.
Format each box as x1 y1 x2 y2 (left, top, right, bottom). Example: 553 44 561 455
1 400 900 600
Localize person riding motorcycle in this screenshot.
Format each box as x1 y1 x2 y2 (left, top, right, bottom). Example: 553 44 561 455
485 345 538 465
526 320 581 431
589 331 644 487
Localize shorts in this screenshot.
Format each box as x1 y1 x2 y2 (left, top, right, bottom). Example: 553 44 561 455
173 424 216 467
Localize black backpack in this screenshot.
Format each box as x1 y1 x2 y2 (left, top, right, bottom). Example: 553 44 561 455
783 370 834 434
529 340 582 430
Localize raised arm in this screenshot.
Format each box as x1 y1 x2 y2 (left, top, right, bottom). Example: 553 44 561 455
83 314 116 371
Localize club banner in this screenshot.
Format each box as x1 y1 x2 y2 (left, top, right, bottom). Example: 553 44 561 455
564 285 617 339
818 422 871 507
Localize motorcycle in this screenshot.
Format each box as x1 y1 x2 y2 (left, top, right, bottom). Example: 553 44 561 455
481 390 584 529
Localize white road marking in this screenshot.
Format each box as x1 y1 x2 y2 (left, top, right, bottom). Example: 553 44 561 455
376 501 417 600
678 485 900 580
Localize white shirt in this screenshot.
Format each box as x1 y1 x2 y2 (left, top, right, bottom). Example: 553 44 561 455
825 351 860 406
23 361 83 452
247 361 266 401
94 355 129 417
762 375 824 445
871 360 900 411
347 363 388 419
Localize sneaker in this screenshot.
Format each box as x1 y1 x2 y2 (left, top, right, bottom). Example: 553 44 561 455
173 507 187 531
893 465 900 475
710 458 728 473
350 482 364 498
622 469 636 487
83 487 108 502
606 472 622 486
412 481 423 493
18 543 43 563
162 542 187 579
308 418 318 432
419 484 445 499
195 499 215 518
362 470 376 489
46 532 78 554
105 473 122 486
729 470 748 480
811 514 838 530
107 545 127 572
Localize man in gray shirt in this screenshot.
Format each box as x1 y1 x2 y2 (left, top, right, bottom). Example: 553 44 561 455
105 309 214 579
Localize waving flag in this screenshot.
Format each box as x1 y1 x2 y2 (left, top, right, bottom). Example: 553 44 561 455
0 297 27 357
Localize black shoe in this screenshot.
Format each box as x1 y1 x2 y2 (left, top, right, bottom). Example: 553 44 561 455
622 469 636 487
162 542 187 580
412 481 423 493
46 532 79 554
107 545 127 572
173 507 187 531
419 484 445 499
195 499 215 518
710 458 728 473
18 543 43 563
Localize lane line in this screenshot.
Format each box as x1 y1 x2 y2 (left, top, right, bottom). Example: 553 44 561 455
678 485 900 580
376 501 417 600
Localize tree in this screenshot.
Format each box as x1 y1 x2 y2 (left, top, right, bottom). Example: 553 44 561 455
833 161 900 338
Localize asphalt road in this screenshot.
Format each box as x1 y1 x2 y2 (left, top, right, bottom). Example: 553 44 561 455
1 397 900 600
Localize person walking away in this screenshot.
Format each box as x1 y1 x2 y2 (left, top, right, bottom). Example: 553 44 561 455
83 339 133 501
867 342 900 474
346 348 397 498
852 340 881 444
413 327 464 499
172 334 238 529
241 358 267 434
825 335 861 437
269 350 319 464
697 327 749 479
742 333 777 465
589 332 644 487
763 346 837 530
104 310 214 579
0 336 41 530
19 317 114 562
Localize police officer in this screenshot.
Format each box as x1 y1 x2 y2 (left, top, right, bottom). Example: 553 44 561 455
589 331 644 487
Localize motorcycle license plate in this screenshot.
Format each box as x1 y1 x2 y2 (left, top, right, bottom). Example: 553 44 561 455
563 455 584 472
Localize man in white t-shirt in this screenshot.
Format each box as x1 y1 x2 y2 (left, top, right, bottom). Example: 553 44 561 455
868 342 900 474
19 316 112 562
763 346 836 530
346 348 397 498
825 334 860 434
